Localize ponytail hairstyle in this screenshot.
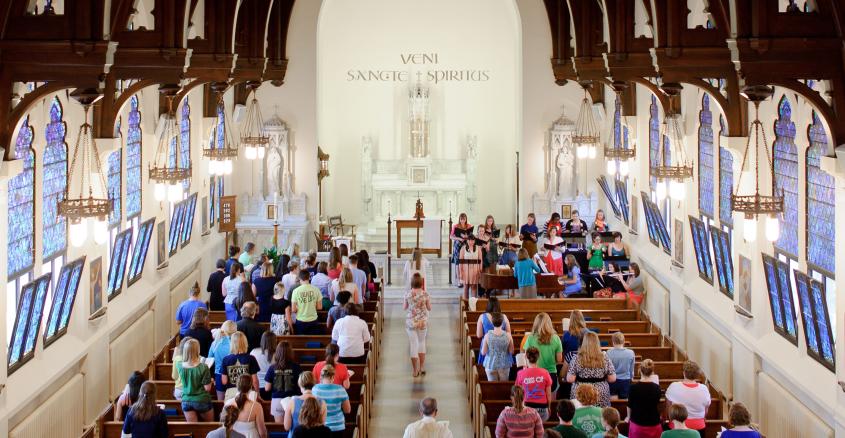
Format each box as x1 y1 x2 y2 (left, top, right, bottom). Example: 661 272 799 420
325 343 339 366
639 358 654 379
299 397 324 428
320 364 336 383
412 248 423 270
220 404 240 433
126 371 146 404
525 346 540 364
229 262 244 280
601 407 621 438
511 385 525 414
234 374 253 410
129 381 159 422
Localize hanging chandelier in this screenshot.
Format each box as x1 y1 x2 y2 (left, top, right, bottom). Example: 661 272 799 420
732 85 783 243
652 83 693 201
241 81 269 160
203 82 238 176
149 84 192 202
605 80 637 176
59 89 112 247
573 80 600 159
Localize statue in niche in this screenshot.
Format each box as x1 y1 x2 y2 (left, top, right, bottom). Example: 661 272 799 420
361 136 373 218
265 146 283 198
545 148 559 199
466 135 478 214
556 137 576 198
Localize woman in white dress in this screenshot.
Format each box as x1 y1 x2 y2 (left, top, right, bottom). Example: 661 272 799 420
402 248 429 290
228 374 267 438
329 267 360 305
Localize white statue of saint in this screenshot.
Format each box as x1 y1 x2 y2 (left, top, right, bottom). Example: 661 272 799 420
466 136 478 214
265 147 283 199
361 137 373 218
556 138 575 198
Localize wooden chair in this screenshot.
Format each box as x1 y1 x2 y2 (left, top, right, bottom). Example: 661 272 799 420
328 215 357 248
314 231 332 251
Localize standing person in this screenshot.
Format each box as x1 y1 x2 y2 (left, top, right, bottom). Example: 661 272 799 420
481 312 514 382
236 302 263 351
515 347 552 420
627 359 663 438
221 332 261 396
592 407 624 438
586 233 606 271
450 213 473 287
223 263 246 322
312 365 352 437
665 361 711 437
479 215 500 272
226 246 241 275
560 310 587 399
249 331 276 383
210 321 238 400
290 397 332 437
591 209 610 232
544 213 562 238
121 381 168 437
551 399 588 438
330 268 360 306
239 242 257 267
251 254 269 284
184 308 213 357
606 332 635 400
404 273 431 377
312 344 351 389
520 213 539 258
327 291 351 331
269 282 293 336
476 297 511 365
563 210 588 234
566 332 617 407
562 255 583 297
291 270 324 335
571 385 603 436
171 337 193 400
331 303 371 364
403 397 453 438
234 282 257 322
494 385 544 438
660 405 699 438
206 405 245 438
275 254 291 281
327 247 343 279
208 259 228 311
720 403 761 438
522 313 563 397
543 226 565 276
175 282 207 336
176 339 214 422
281 260 301 299
513 248 541 299
283 372 324 432
228 375 268 438
347 254 368 297
311 262 333 308
114 371 146 421
459 235 483 299
403 248 430 290
252 262 277 322
264 341 303 423
499 224 521 267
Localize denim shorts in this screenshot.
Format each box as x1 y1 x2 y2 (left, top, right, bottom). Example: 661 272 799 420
181 400 213 413
609 379 631 399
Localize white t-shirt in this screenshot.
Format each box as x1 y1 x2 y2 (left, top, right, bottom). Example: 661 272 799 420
249 347 272 382
330 280 360 305
281 273 299 299
665 381 711 419
331 315 371 358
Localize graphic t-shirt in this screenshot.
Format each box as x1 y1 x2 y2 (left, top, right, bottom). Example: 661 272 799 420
264 363 303 399
572 406 603 436
291 284 321 322
515 367 553 405
221 353 260 389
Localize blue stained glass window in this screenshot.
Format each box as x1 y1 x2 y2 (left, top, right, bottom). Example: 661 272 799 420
108 150 122 227
180 98 191 190
663 134 671 167
698 94 715 217
8 274 51 372
107 228 133 298
650 197 671 254
773 97 799 257
762 254 798 342
689 216 714 284
8 116 35 277
60 264 83 329
169 200 186 255
718 116 733 226
718 229 734 296
209 176 217 224
711 225 727 292
806 112 835 275
44 256 85 343
762 255 784 328
613 97 621 149
126 95 142 219
641 193 659 246
615 179 629 225
181 193 198 246
649 96 660 190
776 262 797 337
795 272 820 355
217 176 224 221
597 176 622 217
810 280 835 366
216 103 226 150
43 98 68 260
24 279 49 354
127 218 155 285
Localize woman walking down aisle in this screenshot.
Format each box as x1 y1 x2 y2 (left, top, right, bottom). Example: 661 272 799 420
405 273 431 377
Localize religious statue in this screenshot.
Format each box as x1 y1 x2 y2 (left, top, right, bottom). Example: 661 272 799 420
466 135 478 214
361 136 373 218
265 146 283 199
414 197 425 219
556 138 576 198
409 75 431 158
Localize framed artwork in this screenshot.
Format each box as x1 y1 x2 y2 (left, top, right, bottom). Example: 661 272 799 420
673 218 684 267
410 167 428 184
267 204 277 220
630 195 639 235
89 257 103 316
560 204 572 220
737 254 752 314
201 196 209 234
157 221 167 268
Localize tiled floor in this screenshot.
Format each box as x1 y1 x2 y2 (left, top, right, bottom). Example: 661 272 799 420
369 288 472 437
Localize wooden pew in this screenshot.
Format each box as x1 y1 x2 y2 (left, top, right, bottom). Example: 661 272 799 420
469 332 663 348
468 297 630 312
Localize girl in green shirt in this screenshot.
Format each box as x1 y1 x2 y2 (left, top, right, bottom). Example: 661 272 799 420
176 338 214 422
660 404 701 438
521 312 563 393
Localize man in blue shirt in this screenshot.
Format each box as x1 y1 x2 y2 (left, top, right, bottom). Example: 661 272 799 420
347 254 368 303
175 282 207 336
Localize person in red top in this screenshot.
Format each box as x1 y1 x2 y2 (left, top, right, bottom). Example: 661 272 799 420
327 247 343 280
495 385 543 438
515 347 553 421
311 344 351 389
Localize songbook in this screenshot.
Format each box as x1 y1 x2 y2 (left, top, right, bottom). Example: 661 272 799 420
491 229 501 238
543 241 565 250
498 241 520 250
520 231 537 242
453 226 475 239
457 259 482 264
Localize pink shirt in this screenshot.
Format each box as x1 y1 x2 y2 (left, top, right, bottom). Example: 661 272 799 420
515 367 553 405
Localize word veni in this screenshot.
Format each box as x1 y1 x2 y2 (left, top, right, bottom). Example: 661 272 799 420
346 69 490 83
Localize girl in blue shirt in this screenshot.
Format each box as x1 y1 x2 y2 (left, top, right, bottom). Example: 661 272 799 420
562 254 582 296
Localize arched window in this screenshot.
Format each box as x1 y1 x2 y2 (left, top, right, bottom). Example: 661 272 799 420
126 95 142 219
613 97 621 149
806 111 835 275
698 94 715 218
43 98 68 260
210 103 226 223
8 116 35 278
718 116 733 227
773 96 799 257
108 150 122 228
648 95 660 190
180 97 191 190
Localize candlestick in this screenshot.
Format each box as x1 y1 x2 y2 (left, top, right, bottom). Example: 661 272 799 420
387 199 392 216
448 199 453 216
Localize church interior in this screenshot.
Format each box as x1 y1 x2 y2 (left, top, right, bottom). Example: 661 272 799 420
0 0 844 437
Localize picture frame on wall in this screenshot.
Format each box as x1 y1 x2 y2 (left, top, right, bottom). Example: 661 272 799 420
629 196 639 235
560 204 572 220
89 257 104 318
736 254 753 316
156 221 167 269
673 218 684 267
267 204 277 220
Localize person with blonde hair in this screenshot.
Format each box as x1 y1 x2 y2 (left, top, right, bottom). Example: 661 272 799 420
665 361 710 435
627 359 662 438
221 332 261 396
404 272 432 377
252 261 276 322
312 365 351 435
592 407 622 438
270 281 293 336
227 375 268 438
495 385 543 437
171 337 194 400
283 371 325 432
121 381 168 436
330 267 360 306
513 247 541 299
566 332 616 407
206 405 245 438
499 224 521 267
571 385 603 436
177 338 214 422
210 320 238 400
290 397 331 437
522 312 563 394
720 403 760 438
562 254 582 296
606 332 634 400
403 248 430 290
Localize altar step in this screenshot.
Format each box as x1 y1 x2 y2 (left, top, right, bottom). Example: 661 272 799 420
371 253 455 290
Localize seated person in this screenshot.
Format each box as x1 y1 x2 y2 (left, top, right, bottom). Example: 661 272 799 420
561 254 582 297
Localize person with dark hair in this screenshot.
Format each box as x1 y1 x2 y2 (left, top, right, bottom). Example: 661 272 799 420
626 263 645 305
223 262 246 321
312 344 351 389
264 341 302 422
347 254 368 298
551 399 588 438
275 253 291 281
403 397 453 437
176 282 207 336
627 359 663 438
665 361 710 436
495 385 543 437
239 242 257 267
719 403 760 438
608 232 628 258
516 347 552 420
290 397 332 437
251 254 269 284
208 259 228 311
226 246 241 275
327 247 343 279
660 405 699 438
206 405 245 438
237 302 263 351
358 249 378 286
185 307 213 357
252 262 277 322
311 261 333 308
114 370 146 421
332 303 371 364
304 252 318 276
482 312 514 382
121 381 168 437
227 375 268 438
476 296 512 363
327 290 351 331
250 330 276 383
291 270 323 335
312 365 351 436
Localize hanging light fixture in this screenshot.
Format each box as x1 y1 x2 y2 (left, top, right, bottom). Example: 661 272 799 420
573 80 600 160
604 80 637 176
241 81 269 161
149 84 192 203
731 85 783 243
203 82 238 176
59 89 112 247
652 83 693 201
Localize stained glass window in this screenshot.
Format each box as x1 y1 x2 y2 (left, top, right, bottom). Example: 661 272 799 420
689 216 714 284
806 112 835 275
718 116 733 226
613 97 621 149
169 199 187 256
107 150 122 228
649 96 660 190
181 193 199 247
209 176 217 224
107 228 133 299
795 271 836 370
8 117 35 278
762 254 798 343
615 179 629 225
127 218 155 286
698 94 715 217
641 193 659 246
7 274 51 373
710 225 728 294
597 176 622 218
773 97 799 257
126 95 142 219
217 176 224 222
43 98 68 260
180 98 192 190
43 256 85 345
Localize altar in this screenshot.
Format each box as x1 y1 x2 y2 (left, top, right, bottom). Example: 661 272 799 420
392 218 444 258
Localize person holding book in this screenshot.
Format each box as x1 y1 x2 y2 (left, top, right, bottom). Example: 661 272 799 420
543 226 565 276
564 210 588 234
478 215 500 273
591 209 610 233
520 213 539 257
498 225 521 267
450 213 473 287
544 212 562 238
459 235 483 299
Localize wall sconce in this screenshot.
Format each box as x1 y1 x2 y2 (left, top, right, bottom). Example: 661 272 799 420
317 146 330 216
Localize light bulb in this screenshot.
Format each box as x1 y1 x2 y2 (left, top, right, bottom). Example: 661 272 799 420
223 160 233 175
577 145 588 159
70 219 88 247
245 146 257 160
588 145 597 159
619 161 630 176
167 183 182 202
669 180 686 201
743 216 757 242
208 160 217 175
655 181 667 201
93 219 109 245
765 215 780 242
607 160 617 175
257 146 266 159
154 182 166 201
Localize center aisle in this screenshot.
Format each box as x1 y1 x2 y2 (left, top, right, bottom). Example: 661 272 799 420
369 287 472 436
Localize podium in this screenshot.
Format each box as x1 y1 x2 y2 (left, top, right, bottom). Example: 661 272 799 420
395 218 443 258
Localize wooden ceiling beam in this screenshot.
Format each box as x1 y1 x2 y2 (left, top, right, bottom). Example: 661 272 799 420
265 0 295 85
232 0 274 82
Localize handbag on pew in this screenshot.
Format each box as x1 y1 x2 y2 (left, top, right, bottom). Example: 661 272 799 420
593 287 613 298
